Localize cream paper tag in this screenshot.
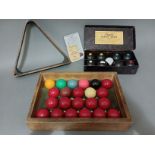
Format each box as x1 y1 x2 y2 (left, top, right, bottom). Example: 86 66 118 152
64 32 84 62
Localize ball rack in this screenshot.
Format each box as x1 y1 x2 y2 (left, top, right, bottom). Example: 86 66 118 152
14 20 71 77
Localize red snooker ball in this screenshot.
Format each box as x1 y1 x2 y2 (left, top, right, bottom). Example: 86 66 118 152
51 108 64 118
86 98 97 110
101 79 113 89
45 97 58 109
59 97 71 109
73 87 84 97
93 108 106 118
72 97 84 110
36 108 50 118
107 108 121 118
79 108 91 118
98 97 111 110
97 87 109 98
48 87 59 98
60 87 72 97
65 108 78 118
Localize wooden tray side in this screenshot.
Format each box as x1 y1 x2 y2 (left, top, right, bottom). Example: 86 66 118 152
42 72 114 81
27 74 43 119
113 74 132 120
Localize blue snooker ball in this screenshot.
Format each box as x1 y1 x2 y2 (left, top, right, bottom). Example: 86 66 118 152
67 80 78 89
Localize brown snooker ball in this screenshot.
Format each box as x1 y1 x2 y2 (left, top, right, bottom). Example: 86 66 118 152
126 60 135 66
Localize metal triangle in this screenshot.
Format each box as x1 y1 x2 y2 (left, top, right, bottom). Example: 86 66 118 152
14 20 71 77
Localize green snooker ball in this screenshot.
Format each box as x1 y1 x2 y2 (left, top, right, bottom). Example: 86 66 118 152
56 79 67 89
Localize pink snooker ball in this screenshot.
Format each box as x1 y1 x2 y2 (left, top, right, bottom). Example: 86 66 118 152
79 80 89 89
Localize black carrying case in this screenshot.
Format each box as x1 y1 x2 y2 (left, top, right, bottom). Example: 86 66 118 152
84 25 139 74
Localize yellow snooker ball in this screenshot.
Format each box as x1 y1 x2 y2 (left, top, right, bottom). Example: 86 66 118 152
85 87 96 98
45 79 55 89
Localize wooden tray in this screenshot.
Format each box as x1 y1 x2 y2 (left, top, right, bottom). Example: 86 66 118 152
27 72 132 131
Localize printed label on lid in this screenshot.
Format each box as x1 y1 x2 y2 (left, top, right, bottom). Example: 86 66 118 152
95 31 124 45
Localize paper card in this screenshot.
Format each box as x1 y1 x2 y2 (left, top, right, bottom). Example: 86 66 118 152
64 32 84 62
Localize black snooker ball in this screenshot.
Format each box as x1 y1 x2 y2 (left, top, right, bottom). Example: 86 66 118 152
98 60 107 67
123 52 132 60
114 61 124 67
90 79 101 89
87 52 94 60
86 60 95 66
98 53 105 60
113 53 121 61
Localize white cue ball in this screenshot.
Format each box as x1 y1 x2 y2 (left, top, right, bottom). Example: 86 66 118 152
105 57 114 66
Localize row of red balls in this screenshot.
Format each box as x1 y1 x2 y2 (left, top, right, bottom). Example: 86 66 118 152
36 107 120 118
35 96 121 118
48 87 109 98
45 97 111 110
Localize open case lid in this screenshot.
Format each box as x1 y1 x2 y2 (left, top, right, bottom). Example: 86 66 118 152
84 25 136 52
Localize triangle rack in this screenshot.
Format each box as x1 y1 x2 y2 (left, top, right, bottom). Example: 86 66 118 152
14 20 71 77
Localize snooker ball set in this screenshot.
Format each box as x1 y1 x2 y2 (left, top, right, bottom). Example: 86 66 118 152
85 52 136 67
35 78 121 118
84 51 138 74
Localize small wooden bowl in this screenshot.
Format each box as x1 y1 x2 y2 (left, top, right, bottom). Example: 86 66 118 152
27 72 132 131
